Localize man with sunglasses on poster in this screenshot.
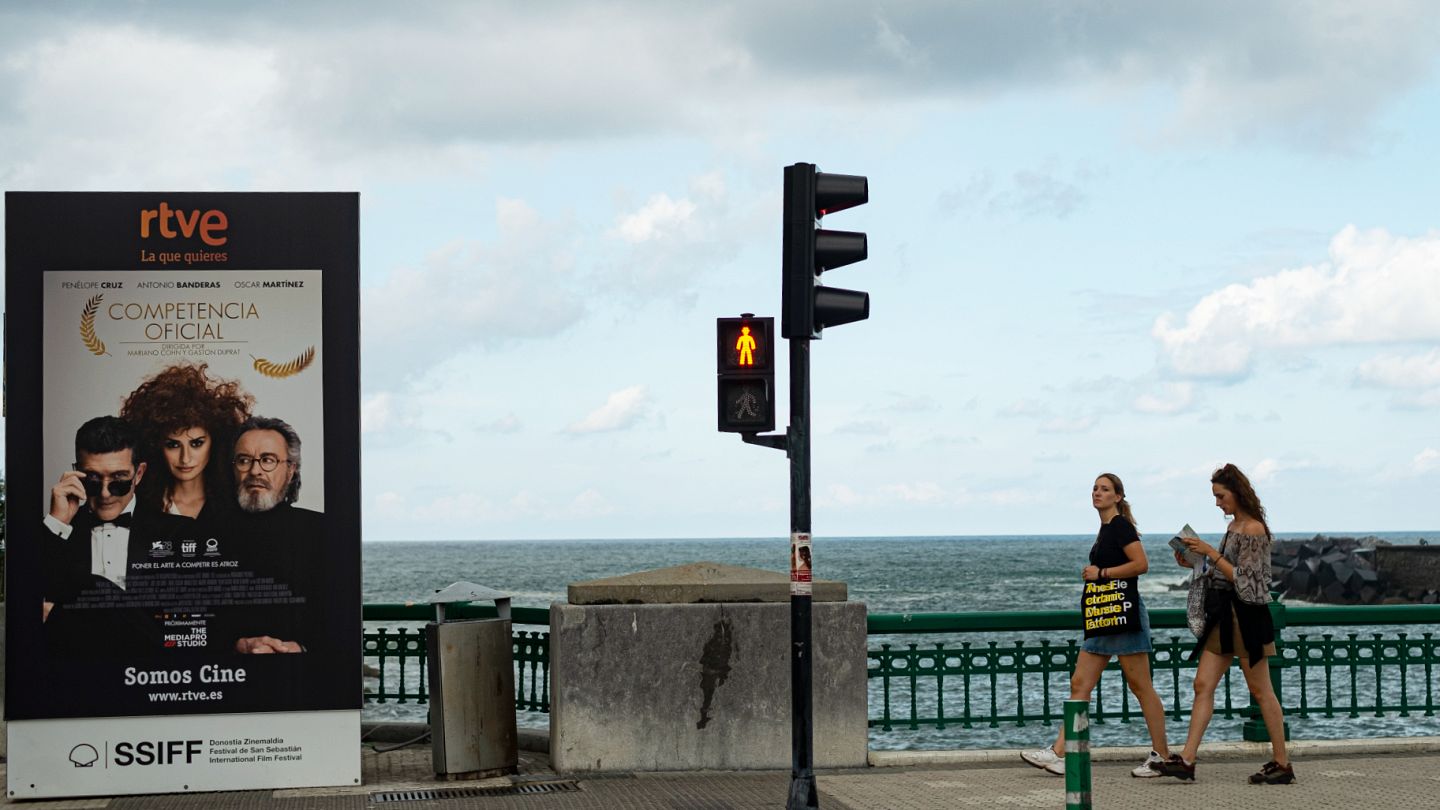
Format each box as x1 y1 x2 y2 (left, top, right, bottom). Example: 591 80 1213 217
41 415 193 656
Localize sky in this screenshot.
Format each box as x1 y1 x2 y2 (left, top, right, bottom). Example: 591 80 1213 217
2 1 1438 540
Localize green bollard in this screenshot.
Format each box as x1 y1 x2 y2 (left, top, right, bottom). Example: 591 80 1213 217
1064 699 1092 810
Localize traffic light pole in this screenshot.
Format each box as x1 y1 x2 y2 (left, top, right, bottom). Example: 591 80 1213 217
786 336 817 810
730 161 868 810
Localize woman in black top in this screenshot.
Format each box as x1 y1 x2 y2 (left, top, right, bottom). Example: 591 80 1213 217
1022 473 1171 777
1154 463 1294 785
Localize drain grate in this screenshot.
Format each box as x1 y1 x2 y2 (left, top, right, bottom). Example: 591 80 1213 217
373 780 581 803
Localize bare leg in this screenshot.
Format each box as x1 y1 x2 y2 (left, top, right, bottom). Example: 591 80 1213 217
1118 652 1170 758
1239 657 1289 766
1053 652 1111 755
1182 650 1233 762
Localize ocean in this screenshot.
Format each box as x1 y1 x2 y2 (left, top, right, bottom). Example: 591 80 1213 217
362 532 1440 750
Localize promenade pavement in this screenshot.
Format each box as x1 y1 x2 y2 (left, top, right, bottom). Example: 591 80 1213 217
1 740 1433 809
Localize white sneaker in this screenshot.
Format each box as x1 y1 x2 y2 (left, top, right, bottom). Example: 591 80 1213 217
1020 748 1064 775
1131 750 1165 778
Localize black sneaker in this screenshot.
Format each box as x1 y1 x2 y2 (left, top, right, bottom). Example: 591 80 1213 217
1153 754 1196 781
1248 760 1296 785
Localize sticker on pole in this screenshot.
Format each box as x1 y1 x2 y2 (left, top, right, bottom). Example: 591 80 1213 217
790 532 812 596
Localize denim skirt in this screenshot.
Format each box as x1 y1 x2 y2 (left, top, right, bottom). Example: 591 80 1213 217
1080 594 1152 656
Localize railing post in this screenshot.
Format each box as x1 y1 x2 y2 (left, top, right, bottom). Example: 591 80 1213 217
1063 699 1092 810
1243 591 1290 742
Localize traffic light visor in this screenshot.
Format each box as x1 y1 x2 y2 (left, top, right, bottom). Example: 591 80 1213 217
813 286 869 330
815 229 866 271
815 172 867 216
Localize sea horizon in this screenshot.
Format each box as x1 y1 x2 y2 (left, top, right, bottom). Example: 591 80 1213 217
359 529 1440 544
361 532 1440 747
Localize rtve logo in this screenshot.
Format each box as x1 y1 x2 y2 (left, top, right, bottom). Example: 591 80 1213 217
140 202 228 246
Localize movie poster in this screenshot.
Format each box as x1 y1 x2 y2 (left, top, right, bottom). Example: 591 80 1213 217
5 193 360 798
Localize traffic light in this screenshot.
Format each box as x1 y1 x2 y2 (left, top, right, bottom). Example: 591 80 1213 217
717 315 775 433
781 163 869 339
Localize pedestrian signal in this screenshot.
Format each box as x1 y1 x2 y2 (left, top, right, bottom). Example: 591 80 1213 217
717 315 775 433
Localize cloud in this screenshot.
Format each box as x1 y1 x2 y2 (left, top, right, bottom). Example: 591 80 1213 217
0 26 284 189
4 2 1434 165
410 491 500 524
878 481 945 504
884 393 940 413
734 2 1440 151
361 198 586 381
611 193 699 244
981 488 1047 507
1414 448 1440 475
564 385 650 434
815 480 1044 510
1355 348 1440 389
940 163 1095 219
565 488 615 518
358 390 457 445
819 483 865 508
872 11 930 70
1039 416 1096 434
819 480 953 508
1395 390 1440 409
1249 457 1313 483
1140 463 1218 487
1133 382 1196 415
479 413 523 434
373 490 405 519
360 392 395 435
600 171 743 299
834 420 888 435
398 486 612 526
999 399 1051 417
1153 226 1440 379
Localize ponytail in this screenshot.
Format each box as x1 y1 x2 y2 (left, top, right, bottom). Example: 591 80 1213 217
1116 497 1138 530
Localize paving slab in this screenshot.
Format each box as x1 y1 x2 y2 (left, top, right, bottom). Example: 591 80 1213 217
822 754 1440 810
2 744 1436 808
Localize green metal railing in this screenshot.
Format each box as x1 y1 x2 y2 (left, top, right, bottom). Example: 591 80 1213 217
362 603 550 713
361 598 1440 744
867 600 1440 738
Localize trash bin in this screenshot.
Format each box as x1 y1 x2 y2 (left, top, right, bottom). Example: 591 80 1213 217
425 582 519 779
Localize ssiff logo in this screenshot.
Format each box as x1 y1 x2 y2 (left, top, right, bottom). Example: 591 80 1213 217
69 743 99 767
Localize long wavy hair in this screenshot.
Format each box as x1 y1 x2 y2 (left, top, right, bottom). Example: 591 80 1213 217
1097 472 1138 531
1211 463 1271 539
119 363 254 514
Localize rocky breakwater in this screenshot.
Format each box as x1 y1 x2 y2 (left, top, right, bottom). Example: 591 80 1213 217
1271 535 1439 605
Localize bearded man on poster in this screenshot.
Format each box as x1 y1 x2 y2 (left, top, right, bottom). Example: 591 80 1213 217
227 415 325 654
41 416 194 656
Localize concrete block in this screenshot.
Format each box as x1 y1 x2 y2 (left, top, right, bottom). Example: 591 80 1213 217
567 561 846 605
549 601 868 773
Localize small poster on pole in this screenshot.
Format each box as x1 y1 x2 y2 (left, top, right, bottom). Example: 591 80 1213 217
790 532 812 596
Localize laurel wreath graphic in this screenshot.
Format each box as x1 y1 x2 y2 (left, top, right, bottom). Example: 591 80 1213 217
251 346 316 379
80 294 108 356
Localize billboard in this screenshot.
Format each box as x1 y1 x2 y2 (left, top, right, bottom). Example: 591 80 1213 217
5 193 361 798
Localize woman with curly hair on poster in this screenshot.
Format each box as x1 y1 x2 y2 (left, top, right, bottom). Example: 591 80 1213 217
120 363 254 530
